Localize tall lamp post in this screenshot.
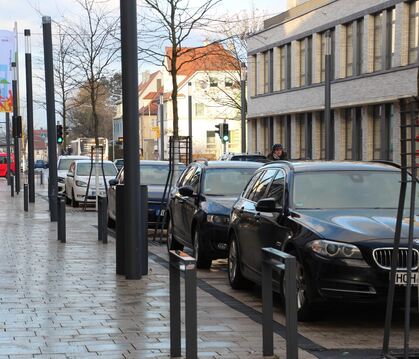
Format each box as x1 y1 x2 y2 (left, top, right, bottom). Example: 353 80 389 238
188 82 192 163
25 29 35 203
240 62 247 153
324 30 333 160
12 62 20 194
159 94 164 160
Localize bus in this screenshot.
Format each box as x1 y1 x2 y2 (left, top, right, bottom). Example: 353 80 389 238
0 152 15 177
70 138 109 160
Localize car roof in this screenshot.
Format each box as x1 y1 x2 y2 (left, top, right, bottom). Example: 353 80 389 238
230 153 266 157
195 160 263 168
260 160 400 172
59 155 90 160
73 159 114 164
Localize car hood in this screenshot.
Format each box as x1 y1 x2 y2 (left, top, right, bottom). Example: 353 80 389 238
293 208 419 243
147 184 167 201
58 170 67 178
75 175 115 186
201 196 237 216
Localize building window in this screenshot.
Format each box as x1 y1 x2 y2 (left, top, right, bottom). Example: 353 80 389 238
388 8 396 68
206 131 216 151
298 114 306 158
280 45 286 90
373 106 381 160
209 77 218 87
373 12 383 71
286 44 291 89
252 54 257 96
355 19 364 75
319 112 326 160
225 77 233 87
195 103 205 117
346 23 354 77
344 110 353 160
263 51 269 93
298 113 312 159
299 39 306 86
346 108 362 160
306 37 312 85
373 104 393 160
409 1 419 64
320 30 334 83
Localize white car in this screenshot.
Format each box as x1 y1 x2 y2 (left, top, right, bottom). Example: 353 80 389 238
65 159 118 207
57 155 90 194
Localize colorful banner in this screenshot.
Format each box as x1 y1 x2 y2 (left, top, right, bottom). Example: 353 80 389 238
0 30 15 112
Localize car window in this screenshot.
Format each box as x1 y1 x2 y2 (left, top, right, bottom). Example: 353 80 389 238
266 169 286 206
247 169 277 203
0 156 6 164
76 163 117 177
178 166 196 187
188 167 201 192
118 169 124 184
67 162 75 175
58 158 75 170
242 171 263 198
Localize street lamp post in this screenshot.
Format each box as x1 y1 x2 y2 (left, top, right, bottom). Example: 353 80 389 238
240 62 247 153
324 30 333 160
25 29 35 203
188 82 192 163
159 94 164 160
12 62 20 194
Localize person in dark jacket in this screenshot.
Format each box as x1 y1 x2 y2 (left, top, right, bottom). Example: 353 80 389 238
267 144 288 161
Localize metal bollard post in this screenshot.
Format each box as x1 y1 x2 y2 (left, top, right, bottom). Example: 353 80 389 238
24 184 29 212
10 174 14 197
115 184 125 275
40 171 44 185
98 196 108 244
262 247 298 359
140 185 148 275
169 250 197 359
57 196 66 243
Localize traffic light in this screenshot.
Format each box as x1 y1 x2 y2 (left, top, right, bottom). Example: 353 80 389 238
56 124 64 144
215 123 221 138
221 123 229 143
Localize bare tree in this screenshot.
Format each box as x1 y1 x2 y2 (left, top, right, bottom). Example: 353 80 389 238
139 0 221 138
65 0 120 146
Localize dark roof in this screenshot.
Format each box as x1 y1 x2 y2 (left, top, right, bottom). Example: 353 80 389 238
262 161 400 172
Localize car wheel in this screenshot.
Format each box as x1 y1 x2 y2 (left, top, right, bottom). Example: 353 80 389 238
166 214 183 251
228 233 252 289
193 228 212 269
282 250 316 322
71 189 79 208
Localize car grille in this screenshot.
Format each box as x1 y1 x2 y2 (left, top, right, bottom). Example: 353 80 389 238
373 248 419 270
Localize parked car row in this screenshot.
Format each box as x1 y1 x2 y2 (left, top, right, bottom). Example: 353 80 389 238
164 159 419 321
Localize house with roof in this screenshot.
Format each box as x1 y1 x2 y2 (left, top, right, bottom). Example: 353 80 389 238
114 43 242 160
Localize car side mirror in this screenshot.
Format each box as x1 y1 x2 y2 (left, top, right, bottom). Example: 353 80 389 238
256 198 282 213
179 185 194 197
109 178 118 186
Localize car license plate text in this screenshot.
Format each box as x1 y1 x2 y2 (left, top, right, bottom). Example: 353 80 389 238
395 271 419 286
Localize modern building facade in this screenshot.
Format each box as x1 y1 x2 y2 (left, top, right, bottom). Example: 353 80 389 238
246 0 419 162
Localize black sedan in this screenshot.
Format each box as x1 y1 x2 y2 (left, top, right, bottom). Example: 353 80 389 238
107 160 185 228
166 160 263 269
228 161 419 321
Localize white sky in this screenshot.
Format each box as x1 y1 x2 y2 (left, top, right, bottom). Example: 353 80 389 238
0 0 286 128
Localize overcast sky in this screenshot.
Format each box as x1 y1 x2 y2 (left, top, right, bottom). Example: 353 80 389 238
0 0 286 129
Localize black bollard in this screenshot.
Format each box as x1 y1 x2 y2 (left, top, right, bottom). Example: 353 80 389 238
115 185 125 275
98 196 108 244
140 185 148 275
57 196 66 243
40 171 44 185
24 184 28 212
10 174 14 197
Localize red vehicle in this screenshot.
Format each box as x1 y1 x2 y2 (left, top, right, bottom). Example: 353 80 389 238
0 153 15 177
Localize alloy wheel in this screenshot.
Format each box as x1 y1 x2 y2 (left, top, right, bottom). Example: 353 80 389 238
193 231 200 262
167 217 173 251
229 239 237 282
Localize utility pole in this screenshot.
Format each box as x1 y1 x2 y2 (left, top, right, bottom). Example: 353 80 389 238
324 30 333 160
240 62 247 153
5 113 11 185
42 16 58 221
12 62 20 194
159 94 164 160
25 29 35 203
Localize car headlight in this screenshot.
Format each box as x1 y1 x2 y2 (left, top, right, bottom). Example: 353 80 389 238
207 214 229 224
58 177 65 183
75 180 87 187
308 240 363 259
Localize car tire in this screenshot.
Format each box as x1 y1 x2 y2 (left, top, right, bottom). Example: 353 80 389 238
228 233 252 289
282 250 317 322
71 189 79 208
166 214 183 251
193 227 212 269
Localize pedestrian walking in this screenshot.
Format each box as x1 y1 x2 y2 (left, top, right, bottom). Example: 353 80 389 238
267 144 288 161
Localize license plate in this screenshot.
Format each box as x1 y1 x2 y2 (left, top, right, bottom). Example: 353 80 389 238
395 271 419 286
160 209 165 216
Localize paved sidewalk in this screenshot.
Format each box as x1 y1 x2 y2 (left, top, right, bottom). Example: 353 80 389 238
0 178 315 359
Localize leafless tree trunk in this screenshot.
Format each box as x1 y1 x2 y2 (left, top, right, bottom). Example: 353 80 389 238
140 0 221 138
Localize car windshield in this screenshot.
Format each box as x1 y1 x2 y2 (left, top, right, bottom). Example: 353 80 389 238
293 170 418 209
139 164 185 185
76 163 117 177
115 160 123 166
58 159 75 170
203 167 258 196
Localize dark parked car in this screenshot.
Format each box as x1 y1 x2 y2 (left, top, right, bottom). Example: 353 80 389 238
228 161 419 321
114 159 124 172
219 152 267 162
167 160 263 269
107 160 185 228
34 160 48 169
